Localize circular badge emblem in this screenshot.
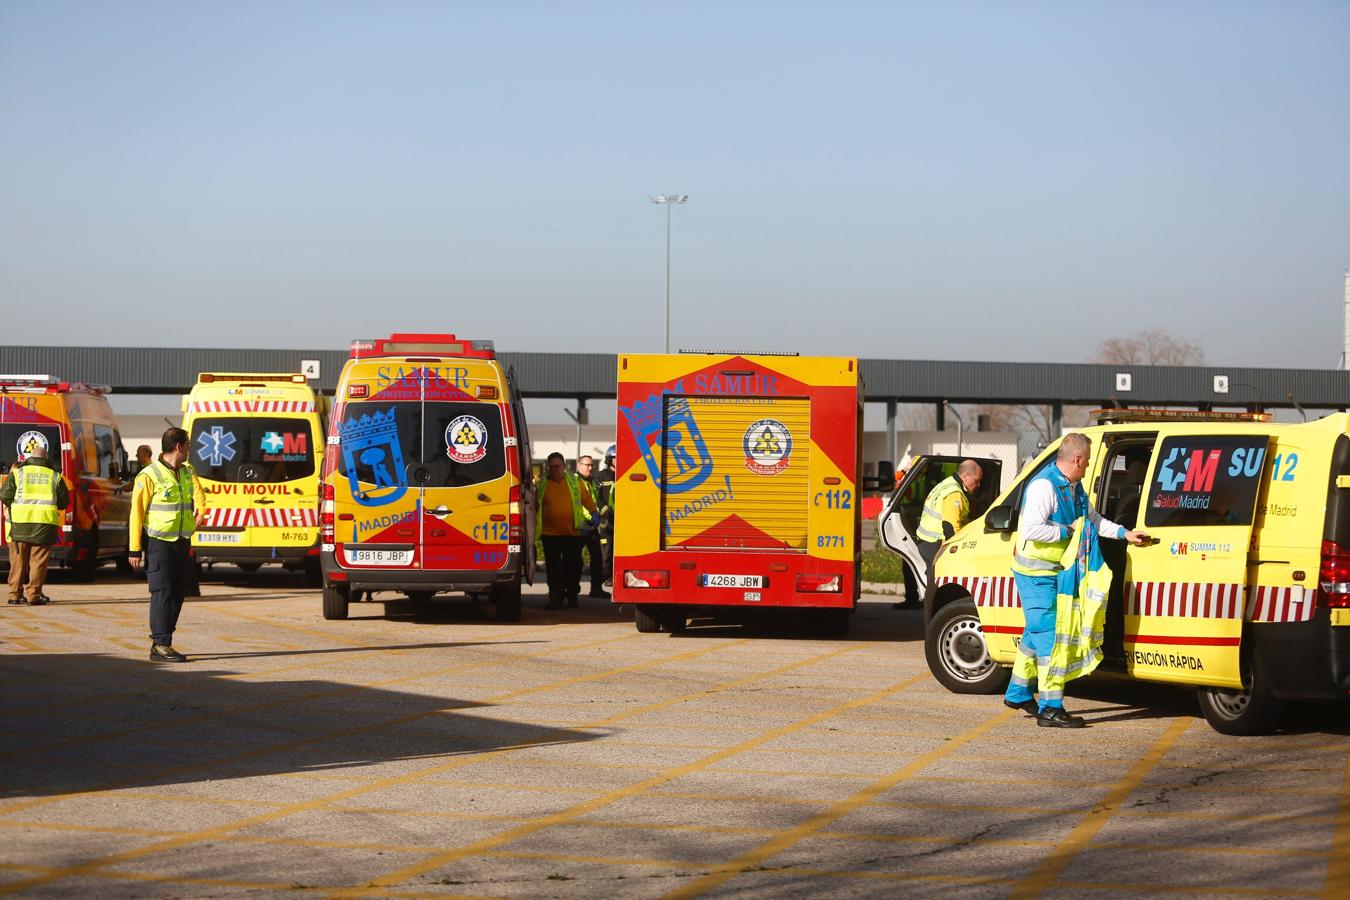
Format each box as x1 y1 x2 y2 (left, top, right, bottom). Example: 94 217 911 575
15 430 49 460
743 419 792 475
446 415 489 464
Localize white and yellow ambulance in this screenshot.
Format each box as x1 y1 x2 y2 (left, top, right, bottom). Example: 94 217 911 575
182 374 327 580
319 334 535 621
886 409 1350 734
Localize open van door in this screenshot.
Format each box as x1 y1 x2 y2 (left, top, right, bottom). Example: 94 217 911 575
878 455 1002 600
507 368 536 585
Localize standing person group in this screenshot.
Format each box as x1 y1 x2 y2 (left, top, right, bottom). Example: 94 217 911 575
537 451 597 610
1 442 69 606
129 428 206 663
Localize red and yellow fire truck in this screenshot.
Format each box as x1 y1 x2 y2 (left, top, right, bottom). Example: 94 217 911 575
613 352 863 635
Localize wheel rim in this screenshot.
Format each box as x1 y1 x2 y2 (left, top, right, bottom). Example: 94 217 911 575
938 613 994 682
1206 687 1251 721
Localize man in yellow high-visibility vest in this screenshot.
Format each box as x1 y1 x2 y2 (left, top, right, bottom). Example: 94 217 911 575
128 428 206 663
914 459 984 567
1 442 69 605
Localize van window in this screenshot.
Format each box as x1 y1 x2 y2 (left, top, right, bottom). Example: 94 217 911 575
190 417 316 483
1143 435 1267 529
93 425 118 479
338 402 505 489
0 424 62 473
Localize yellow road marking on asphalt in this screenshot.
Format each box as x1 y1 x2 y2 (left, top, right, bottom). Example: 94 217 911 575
219 635 305 651
1057 879 1317 896
0 636 750 894
1326 744 1350 897
1009 716 1192 899
1 636 45 652
8 617 76 633
660 706 1016 899
351 669 926 894
74 606 137 621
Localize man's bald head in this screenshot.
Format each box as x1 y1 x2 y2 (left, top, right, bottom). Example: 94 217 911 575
956 459 983 492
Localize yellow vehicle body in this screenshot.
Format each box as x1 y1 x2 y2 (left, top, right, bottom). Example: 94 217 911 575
182 374 326 574
921 411 1350 734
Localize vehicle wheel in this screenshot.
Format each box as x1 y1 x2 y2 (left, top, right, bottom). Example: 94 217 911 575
820 608 850 638
1198 659 1284 735
663 605 687 634
493 580 522 622
322 583 350 620
71 537 99 582
925 598 1009 694
238 562 262 574
634 604 663 633
406 591 434 608
303 558 322 588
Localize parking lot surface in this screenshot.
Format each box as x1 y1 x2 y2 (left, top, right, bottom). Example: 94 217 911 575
3 571 1350 898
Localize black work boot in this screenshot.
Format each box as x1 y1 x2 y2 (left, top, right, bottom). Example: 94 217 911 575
1037 707 1086 728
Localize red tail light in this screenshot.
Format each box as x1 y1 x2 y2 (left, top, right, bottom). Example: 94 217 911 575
623 570 669 589
796 573 842 593
1318 540 1350 608
320 482 335 546
508 484 522 545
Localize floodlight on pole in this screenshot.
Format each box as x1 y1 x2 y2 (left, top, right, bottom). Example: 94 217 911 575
649 194 688 353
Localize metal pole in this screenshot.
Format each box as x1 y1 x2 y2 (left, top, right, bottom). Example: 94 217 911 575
664 202 672 353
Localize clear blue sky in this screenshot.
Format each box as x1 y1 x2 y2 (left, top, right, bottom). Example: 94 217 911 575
2 1 1347 369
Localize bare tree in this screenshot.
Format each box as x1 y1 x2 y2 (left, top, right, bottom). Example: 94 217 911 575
1097 328 1205 366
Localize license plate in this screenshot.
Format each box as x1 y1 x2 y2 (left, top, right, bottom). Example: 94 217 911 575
196 532 241 544
343 548 413 566
701 574 763 588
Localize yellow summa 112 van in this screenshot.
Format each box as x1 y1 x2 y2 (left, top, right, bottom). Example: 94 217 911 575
183 373 327 581
892 409 1350 734
320 333 535 621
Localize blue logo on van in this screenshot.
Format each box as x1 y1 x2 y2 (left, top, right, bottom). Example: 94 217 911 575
340 407 408 506
619 382 713 495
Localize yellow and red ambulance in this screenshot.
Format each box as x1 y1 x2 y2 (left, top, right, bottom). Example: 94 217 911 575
320 334 535 621
613 353 862 635
0 375 131 580
908 409 1350 734
182 374 327 580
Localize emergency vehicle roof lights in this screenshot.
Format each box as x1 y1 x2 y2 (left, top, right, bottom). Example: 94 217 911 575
350 334 496 360
678 350 801 357
197 373 309 384
0 374 58 384
1092 408 1273 425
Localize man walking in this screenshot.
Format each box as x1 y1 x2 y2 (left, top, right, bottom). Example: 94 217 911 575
576 454 609 599
1005 434 1147 727
1 443 69 605
537 452 596 611
128 428 206 662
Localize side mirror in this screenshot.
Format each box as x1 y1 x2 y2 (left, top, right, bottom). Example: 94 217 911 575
985 505 1018 533
875 460 895 485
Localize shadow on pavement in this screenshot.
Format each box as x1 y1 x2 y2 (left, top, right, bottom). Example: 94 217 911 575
0 652 604 801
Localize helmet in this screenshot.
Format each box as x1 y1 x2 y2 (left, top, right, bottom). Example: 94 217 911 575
605 444 616 459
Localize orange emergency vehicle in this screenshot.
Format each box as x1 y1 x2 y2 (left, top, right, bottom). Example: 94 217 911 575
613 353 863 635
0 375 131 580
320 334 535 621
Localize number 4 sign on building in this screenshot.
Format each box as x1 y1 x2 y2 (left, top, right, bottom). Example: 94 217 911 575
301 359 321 380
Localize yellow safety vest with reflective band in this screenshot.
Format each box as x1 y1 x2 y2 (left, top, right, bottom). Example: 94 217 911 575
536 472 589 535
143 460 197 542
1011 465 1082 577
915 476 968 543
9 463 62 527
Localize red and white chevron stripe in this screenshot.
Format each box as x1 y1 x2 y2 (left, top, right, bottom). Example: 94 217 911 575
1246 585 1315 623
190 400 316 413
1127 581 1243 619
200 507 318 528
937 575 1022 608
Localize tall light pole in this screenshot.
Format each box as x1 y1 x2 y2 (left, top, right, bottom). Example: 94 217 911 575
649 194 688 353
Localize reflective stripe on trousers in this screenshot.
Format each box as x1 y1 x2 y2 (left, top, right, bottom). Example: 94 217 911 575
1003 572 1064 710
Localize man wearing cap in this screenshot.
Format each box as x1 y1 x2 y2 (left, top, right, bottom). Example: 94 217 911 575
1 442 69 606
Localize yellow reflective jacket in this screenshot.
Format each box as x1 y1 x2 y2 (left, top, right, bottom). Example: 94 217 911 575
1048 517 1113 686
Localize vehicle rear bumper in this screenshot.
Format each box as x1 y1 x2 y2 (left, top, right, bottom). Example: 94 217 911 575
321 551 519 592
613 552 854 609
195 547 317 565
1253 609 1350 700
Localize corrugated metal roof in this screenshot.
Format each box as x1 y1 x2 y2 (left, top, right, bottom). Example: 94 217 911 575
1 346 1346 408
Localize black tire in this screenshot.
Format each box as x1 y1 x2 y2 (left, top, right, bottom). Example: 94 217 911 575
238 562 263 574
925 598 1010 694
322 583 350 620
71 537 99 582
406 591 434 609
663 605 687 634
634 604 663 633
820 608 850 638
1197 658 1284 735
303 558 322 588
493 580 522 622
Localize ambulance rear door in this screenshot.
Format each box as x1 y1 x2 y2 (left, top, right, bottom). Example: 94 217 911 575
0 395 66 548
507 368 536 583
1124 433 1270 689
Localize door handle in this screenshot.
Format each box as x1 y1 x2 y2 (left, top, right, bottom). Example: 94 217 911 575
430 505 452 516
255 499 275 505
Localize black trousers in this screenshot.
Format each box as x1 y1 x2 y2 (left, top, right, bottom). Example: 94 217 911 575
147 538 191 645
540 535 582 604
584 532 605 593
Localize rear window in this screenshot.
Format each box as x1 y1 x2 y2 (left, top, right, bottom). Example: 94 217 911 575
190 417 316 483
338 402 505 490
1143 435 1268 529
0 424 63 474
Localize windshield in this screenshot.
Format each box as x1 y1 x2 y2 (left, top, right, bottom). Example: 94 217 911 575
0 424 63 474
189 417 316 483
339 402 506 490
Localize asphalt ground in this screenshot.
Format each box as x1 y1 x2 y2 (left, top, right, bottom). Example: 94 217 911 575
3 569 1350 899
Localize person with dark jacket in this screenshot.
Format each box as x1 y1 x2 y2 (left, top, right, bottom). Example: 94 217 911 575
1 444 70 605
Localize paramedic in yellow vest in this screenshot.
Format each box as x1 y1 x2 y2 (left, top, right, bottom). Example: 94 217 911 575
576 454 610 600
537 451 597 611
128 428 207 663
914 460 984 568
1 442 69 605
1005 433 1148 727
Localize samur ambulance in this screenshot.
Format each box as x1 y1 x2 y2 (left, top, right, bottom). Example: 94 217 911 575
0 375 131 580
888 409 1350 735
319 334 535 621
613 352 863 635
182 374 328 580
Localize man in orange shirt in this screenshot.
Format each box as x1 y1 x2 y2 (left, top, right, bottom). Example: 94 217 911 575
536 452 597 610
